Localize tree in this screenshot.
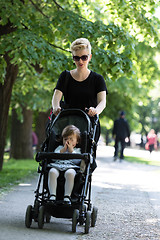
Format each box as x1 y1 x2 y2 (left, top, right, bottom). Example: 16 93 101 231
10 107 33 159
0 54 18 170
1 0 160 170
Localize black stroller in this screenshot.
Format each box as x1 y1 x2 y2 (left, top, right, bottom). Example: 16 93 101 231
25 109 98 234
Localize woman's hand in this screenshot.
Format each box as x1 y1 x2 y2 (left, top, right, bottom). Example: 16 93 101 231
52 89 63 116
52 107 61 116
87 107 97 117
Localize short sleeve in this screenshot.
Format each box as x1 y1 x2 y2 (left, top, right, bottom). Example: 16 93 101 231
55 71 67 93
54 145 63 153
73 148 81 153
95 73 108 94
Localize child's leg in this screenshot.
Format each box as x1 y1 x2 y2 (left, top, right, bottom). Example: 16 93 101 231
48 168 59 199
80 159 86 173
64 169 76 198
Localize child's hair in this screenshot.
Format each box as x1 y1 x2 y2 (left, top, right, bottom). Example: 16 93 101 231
70 38 91 54
62 125 81 143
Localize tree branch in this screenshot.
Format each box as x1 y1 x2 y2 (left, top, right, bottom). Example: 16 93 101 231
52 0 64 10
28 0 49 18
0 21 17 36
48 42 71 52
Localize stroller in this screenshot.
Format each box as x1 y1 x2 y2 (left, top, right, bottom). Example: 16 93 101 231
25 109 98 234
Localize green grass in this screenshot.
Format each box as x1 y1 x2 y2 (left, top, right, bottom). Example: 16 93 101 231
1 153 160 196
0 154 38 194
125 156 160 166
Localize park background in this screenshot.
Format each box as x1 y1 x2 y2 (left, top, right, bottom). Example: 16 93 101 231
0 0 160 173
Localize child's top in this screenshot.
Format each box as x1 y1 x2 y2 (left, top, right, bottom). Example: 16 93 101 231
47 146 81 171
147 134 157 145
54 145 81 154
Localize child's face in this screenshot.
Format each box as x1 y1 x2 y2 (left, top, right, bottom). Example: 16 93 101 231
63 133 78 148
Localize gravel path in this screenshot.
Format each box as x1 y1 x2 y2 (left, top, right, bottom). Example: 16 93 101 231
1 145 160 239
76 146 160 239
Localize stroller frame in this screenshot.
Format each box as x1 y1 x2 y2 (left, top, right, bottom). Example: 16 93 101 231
25 109 98 234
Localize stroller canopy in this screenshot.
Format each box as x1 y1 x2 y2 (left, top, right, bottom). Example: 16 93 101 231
50 109 91 136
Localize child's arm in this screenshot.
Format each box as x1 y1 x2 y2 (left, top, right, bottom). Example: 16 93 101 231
60 144 67 153
59 141 75 153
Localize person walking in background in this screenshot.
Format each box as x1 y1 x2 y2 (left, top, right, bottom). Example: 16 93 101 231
145 129 157 153
112 111 130 162
32 131 38 153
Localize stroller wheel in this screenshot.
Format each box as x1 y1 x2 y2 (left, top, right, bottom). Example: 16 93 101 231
34 200 39 222
91 206 98 227
85 211 91 234
38 206 45 229
72 209 79 233
25 205 33 228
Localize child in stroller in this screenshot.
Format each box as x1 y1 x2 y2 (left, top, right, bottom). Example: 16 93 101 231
48 124 85 205
25 108 98 234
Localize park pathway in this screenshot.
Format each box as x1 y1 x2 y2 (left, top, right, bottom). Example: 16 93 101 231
1 145 160 239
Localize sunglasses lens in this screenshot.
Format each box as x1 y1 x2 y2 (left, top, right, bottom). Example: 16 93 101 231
73 55 89 61
81 55 88 61
73 56 80 61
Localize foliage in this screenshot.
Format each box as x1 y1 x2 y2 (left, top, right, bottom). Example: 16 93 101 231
1 0 160 146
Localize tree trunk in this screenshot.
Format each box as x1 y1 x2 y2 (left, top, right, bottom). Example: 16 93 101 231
35 110 50 152
0 55 18 171
10 107 33 159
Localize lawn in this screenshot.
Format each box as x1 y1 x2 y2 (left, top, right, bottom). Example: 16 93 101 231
125 155 160 166
0 154 38 194
1 152 160 196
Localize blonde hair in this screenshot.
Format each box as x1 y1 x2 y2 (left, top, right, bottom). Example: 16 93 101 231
71 38 91 54
62 125 81 143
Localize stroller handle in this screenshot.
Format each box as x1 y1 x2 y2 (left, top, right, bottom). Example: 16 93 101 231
85 108 98 120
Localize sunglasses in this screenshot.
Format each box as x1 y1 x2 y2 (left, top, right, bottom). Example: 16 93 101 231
73 55 89 62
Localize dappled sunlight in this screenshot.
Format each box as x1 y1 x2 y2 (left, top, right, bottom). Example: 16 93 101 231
92 181 123 189
146 218 159 224
18 183 32 187
124 147 160 161
94 145 160 195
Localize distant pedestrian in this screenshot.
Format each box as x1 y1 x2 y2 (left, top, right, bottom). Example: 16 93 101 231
32 131 38 152
145 129 157 153
112 111 130 161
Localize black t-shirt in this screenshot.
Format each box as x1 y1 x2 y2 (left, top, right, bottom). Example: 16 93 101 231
112 118 130 139
55 70 108 111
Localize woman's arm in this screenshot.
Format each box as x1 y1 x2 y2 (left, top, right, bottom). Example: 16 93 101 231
96 91 106 114
88 91 106 117
52 89 63 116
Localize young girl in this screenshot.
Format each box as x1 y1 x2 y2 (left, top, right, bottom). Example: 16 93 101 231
48 125 81 204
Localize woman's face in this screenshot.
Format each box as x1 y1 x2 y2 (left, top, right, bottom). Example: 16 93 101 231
72 49 92 69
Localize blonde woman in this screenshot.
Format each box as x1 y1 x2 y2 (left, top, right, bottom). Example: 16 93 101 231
52 38 108 142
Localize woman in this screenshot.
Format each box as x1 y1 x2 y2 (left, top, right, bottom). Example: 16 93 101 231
146 129 157 153
52 38 108 141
